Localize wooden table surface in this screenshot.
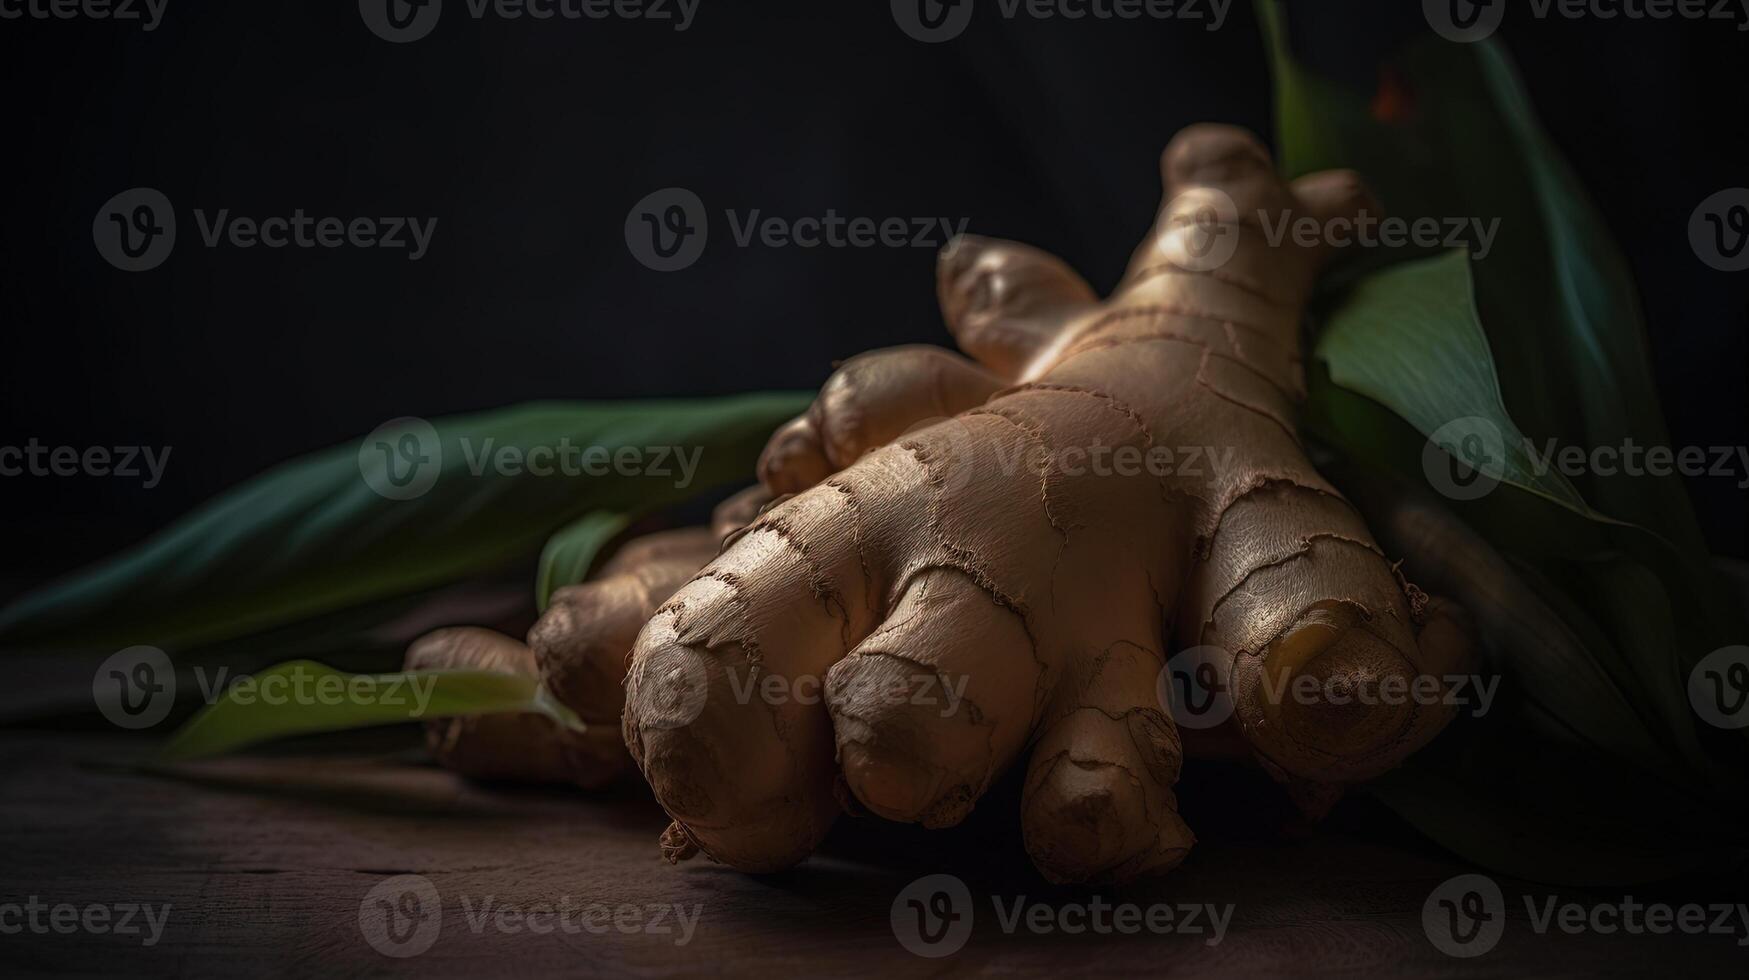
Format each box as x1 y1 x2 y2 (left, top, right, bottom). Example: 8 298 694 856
0 732 1740 978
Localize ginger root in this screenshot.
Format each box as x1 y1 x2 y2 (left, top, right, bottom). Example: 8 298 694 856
408 126 1474 886
619 126 1476 884
405 486 769 787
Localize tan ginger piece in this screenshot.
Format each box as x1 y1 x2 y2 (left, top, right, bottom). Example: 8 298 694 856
624 126 1476 884
405 490 770 788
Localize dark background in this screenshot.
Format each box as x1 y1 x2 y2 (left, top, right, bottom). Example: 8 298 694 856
3 0 1746 601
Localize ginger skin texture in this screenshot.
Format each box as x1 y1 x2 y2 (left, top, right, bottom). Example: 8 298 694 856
622 126 1474 884
412 126 1475 886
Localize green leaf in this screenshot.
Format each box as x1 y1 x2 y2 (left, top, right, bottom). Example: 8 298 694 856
156 660 581 762
1261 6 1726 577
1259 0 1747 881
535 511 633 611
1314 250 1608 521
0 393 809 655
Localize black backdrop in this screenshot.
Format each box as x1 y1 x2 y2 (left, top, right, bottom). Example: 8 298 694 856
3 0 1746 600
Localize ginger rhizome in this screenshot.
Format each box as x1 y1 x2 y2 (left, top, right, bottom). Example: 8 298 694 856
621 126 1473 884
413 126 1474 886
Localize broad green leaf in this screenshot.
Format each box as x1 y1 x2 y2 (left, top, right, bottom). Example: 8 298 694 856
1259 0 1746 881
1261 4 1727 578
1316 250 1607 520
0 393 809 655
157 660 581 762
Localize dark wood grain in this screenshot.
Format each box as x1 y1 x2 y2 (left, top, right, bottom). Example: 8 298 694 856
0 733 1740 978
